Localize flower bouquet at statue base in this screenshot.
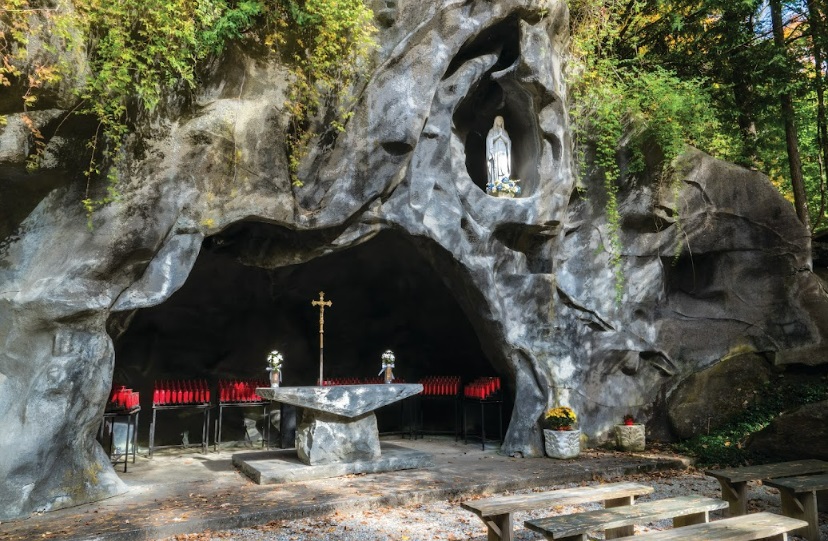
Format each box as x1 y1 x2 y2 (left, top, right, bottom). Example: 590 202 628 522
379 350 395 384
486 176 521 198
266 350 283 388
541 406 580 459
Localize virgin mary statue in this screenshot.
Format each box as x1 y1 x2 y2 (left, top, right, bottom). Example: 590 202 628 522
486 116 512 184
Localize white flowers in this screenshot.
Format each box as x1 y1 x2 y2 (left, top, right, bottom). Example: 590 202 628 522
381 349 395 368
266 350 283 371
378 350 396 379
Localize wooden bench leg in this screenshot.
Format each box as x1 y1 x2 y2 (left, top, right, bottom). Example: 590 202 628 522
778 488 819 541
717 479 748 516
604 496 634 538
483 513 513 541
673 510 709 527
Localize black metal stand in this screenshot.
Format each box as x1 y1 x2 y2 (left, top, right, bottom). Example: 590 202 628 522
412 394 461 440
98 406 141 472
149 403 210 458
378 397 415 437
214 401 270 451
463 397 503 450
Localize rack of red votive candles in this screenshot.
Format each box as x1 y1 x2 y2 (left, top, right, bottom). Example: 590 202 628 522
152 379 210 405
108 385 140 410
419 376 461 396
218 379 268 402
463 377 501 400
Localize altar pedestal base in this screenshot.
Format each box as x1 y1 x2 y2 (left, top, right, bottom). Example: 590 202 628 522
296 410 381 465
233 443 433 484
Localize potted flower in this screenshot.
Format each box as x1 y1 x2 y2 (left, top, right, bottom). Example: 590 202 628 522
541 406 580 459
623 414 635 426
486 176 521 198
266 350 283 387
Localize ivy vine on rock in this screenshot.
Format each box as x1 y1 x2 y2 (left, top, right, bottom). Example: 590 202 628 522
567 0 727 303
1 0 377 224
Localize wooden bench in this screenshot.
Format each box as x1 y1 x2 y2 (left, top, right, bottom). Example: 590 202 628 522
704 459 828 516
524 495 728 540
763 472 828 541
460 481 653 541
608 512 808 540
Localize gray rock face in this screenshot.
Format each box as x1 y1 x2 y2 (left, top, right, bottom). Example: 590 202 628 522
1 0 827 520
747 401 828 461
666 354 774 439
555 150 828 440
296 410 381 465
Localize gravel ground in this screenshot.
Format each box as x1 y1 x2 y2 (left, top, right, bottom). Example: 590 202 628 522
162 469 827 540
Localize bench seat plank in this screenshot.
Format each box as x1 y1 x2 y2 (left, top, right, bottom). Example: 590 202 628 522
461 482 653 517
608 512 809 541
704 459 828 484
763 473 828 541
525 495 728 540
461 482 653 541
763 472 828 493
704 460 828 516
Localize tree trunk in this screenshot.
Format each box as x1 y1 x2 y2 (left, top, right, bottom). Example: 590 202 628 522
723 7 759 165
771 0 811 231
808 0 828 230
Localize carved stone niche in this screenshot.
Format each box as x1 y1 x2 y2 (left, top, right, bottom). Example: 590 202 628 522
451 17 542 198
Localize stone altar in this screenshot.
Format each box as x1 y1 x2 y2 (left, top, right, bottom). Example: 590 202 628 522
257 383 423 465
233 384 431 484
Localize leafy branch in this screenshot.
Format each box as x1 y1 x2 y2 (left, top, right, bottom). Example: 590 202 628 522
2 0 377 224
567 0 728 302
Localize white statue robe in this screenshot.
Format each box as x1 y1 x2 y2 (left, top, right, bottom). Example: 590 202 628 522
486 127 512 183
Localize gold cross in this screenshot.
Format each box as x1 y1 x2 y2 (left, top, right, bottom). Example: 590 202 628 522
311 291 333 386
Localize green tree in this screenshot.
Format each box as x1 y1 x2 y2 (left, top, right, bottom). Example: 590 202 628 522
771 0 810 230
568 0 730 298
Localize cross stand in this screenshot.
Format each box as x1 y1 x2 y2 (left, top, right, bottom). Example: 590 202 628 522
311 291 332 386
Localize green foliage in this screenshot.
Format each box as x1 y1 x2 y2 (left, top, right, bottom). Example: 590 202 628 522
675 376 828 467
1 0 70 108
74 0 270 222
197 0 264 56
270 0 376 185
594 0 828 234
2 0 376 222
568 0 728 301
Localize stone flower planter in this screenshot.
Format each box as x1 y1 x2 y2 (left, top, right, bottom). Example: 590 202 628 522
543 429 580 459
615 423 646 452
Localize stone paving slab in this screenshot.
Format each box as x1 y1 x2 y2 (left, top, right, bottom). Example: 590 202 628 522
233 443 434 483
0 437 689 541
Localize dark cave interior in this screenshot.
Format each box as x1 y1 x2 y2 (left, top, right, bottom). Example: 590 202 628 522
109 228 512 446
